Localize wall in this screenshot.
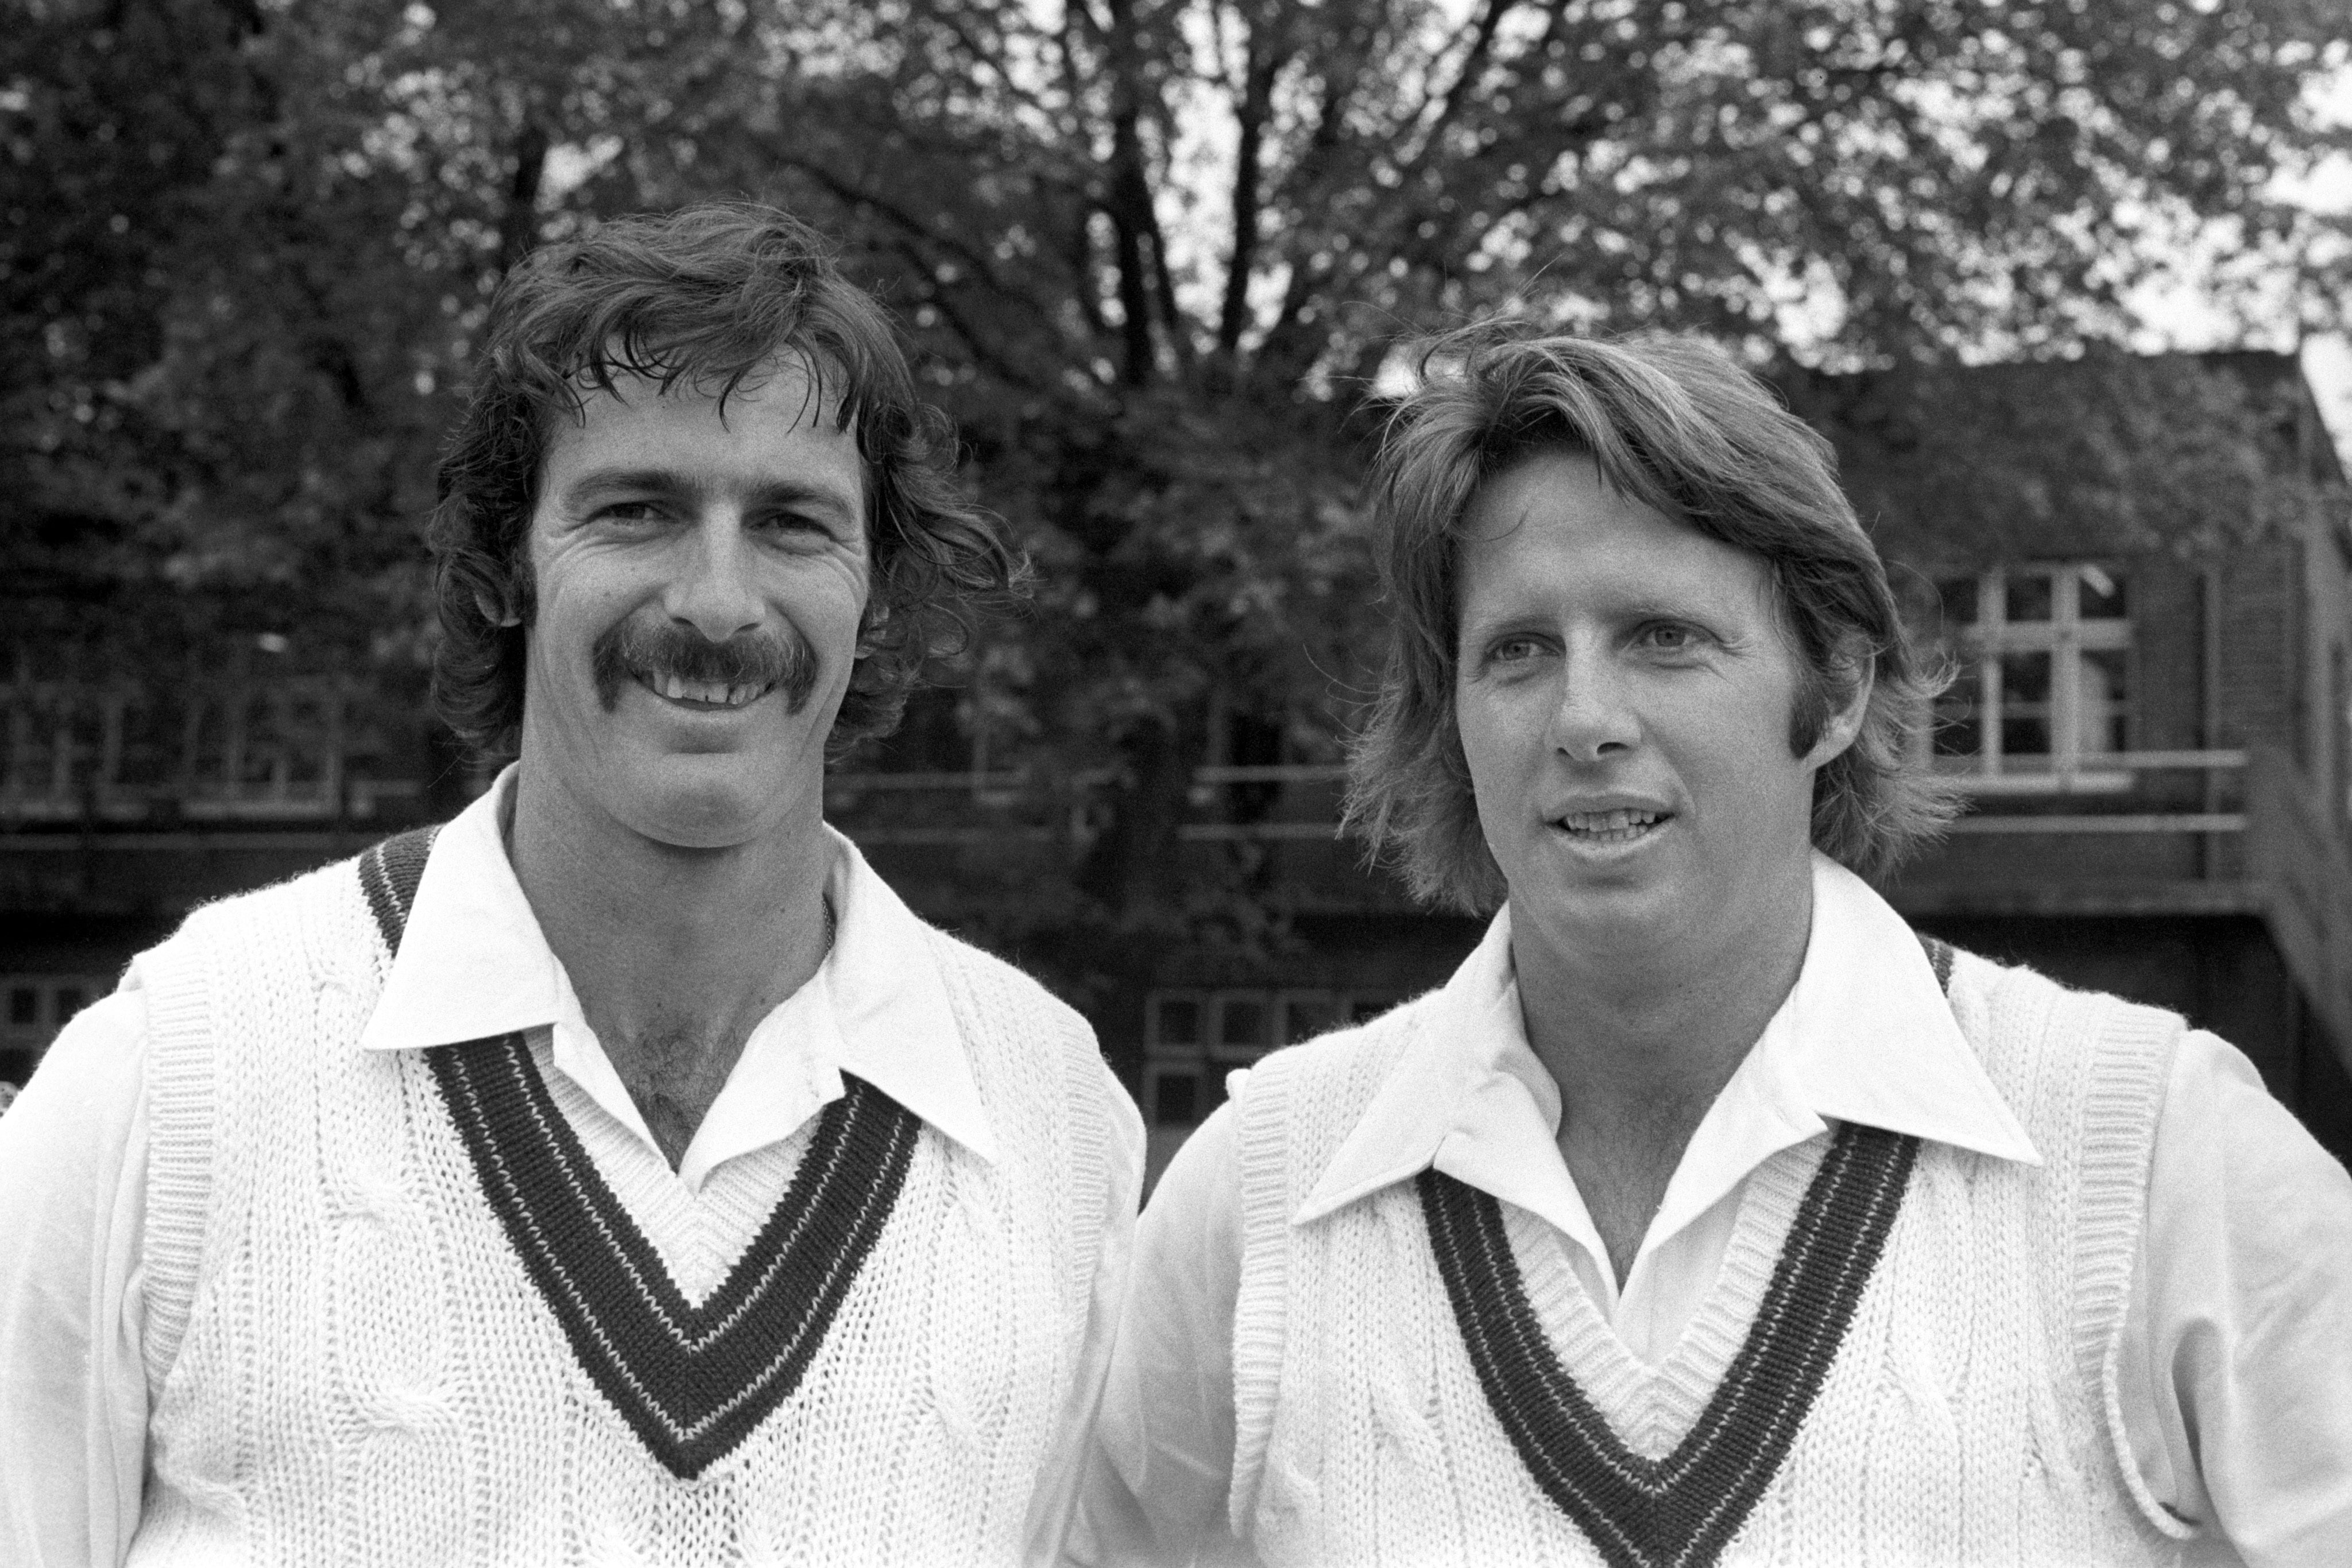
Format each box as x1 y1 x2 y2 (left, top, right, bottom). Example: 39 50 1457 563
1918 911 2352 1167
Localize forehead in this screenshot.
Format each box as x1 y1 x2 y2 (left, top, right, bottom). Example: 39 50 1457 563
1453 448 1774 624
541 354 865 493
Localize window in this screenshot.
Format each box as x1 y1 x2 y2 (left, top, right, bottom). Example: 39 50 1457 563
0 676 351 820
1141 987 1402 1125
0 974 110 1085
1932 564 2132 787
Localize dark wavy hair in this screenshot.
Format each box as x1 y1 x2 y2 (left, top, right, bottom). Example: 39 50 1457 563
426 201 1016 760
1343 321 1959 911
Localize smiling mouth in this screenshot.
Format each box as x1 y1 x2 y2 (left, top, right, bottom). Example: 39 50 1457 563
637 672 775 710
1552 808 1669 844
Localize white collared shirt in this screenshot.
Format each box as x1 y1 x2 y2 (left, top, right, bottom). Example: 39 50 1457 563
355 768 1004 1190
0 770 1140 1566
1080 854 2352 1567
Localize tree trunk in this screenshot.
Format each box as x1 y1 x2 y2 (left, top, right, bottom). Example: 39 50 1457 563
1219 32 1283 355
497 123 550 277
1077 715 1189 919
1101 0 1156 385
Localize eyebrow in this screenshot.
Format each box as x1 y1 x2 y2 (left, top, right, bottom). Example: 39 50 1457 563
1456 588 1750 651
556 467 862 522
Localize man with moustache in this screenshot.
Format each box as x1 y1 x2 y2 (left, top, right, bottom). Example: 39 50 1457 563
0 203 1142 1565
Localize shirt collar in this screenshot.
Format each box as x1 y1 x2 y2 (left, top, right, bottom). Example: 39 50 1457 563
1295 851 2038 1236
1778 853 2038 1166
357 766 999 1182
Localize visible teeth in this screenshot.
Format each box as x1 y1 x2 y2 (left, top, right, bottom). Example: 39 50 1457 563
1560 809 1661 835
647 673 767 707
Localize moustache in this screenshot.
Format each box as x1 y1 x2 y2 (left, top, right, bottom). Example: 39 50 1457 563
590 619 822 714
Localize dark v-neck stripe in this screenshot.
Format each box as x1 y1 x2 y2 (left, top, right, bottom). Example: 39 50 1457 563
357 826 923 1479
1420 934 1952 1567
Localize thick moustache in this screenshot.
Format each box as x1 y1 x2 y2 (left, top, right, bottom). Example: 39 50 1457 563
592 618 817 714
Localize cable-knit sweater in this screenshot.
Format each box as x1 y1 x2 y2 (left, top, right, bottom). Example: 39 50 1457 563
122 837 1119 1567
1224 947 2189 1567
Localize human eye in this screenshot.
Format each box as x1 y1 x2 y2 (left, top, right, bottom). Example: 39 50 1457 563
1634 620 1710 656
753 509 833 541
1483 633 1548 669
591 498 668 528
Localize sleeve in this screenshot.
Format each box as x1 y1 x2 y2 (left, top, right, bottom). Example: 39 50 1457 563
0 985 156 1567
1069 1101 1256 1567
2117 1026 2352 1566
1024 1059 1147 1567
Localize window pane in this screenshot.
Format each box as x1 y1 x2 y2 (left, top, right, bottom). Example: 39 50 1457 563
1280 996 1334 1043
1936 576 1980 628
115 696 176 793
2005 574 2055 622
54 987 84 1020
2078 566 2127 620
1933 663 1982 757
1152 1071 1198 1126
1152 997 1199 1046
6 988 34 1027
2000 645 2054 764
1217 997 1267 1050
2001 714 2053 758
2077 649 2129 755
1999 651 2052 705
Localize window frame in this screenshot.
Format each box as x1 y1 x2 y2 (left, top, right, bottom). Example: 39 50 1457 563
0 972 110 1081
1140 985 1402 1126
1931 563 2135 794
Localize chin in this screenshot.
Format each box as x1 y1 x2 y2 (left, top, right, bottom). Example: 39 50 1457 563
624 799 766 851
1514 861 1682 936
620 762 804 851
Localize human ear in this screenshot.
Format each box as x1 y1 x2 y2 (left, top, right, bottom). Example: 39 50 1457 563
475 590 524 629
1803 657 1873 769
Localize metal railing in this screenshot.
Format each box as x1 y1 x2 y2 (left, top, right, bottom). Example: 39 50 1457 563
0 702 2297 854
818 750 2282 848
1939 749 2247 834
0 677 419 824
0 733 2276 843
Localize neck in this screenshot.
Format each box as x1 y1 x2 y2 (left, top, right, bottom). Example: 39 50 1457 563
1510 858 1816 1282
504 771 833 1165
1513 903 1811 1116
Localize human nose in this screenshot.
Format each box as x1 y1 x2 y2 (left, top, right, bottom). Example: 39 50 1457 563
664 513 764 643
1546 649 1639 761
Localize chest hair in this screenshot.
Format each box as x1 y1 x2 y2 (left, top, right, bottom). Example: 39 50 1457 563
617 1024 738 1168
1560 1091 1713 1287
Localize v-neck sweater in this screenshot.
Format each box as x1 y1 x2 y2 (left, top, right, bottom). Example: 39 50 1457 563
117 839 1124 1566
1212 947 2188 1567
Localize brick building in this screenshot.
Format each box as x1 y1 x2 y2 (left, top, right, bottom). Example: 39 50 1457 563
1101 350 2352 1174
7 349 2351 1178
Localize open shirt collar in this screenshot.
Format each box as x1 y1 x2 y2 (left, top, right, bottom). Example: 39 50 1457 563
1295 852 2039 1253
355 766 999 1187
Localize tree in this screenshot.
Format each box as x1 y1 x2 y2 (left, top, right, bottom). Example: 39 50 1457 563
1783 347 2346 574
639 0 2352 996
6 0 2346 1012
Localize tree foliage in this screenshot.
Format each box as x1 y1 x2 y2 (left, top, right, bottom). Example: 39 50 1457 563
1785 347 2347 572
5 0 2347 996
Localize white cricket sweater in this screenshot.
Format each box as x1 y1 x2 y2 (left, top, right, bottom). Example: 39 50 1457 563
1223 946 2192 1567
121 834 1118 1566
